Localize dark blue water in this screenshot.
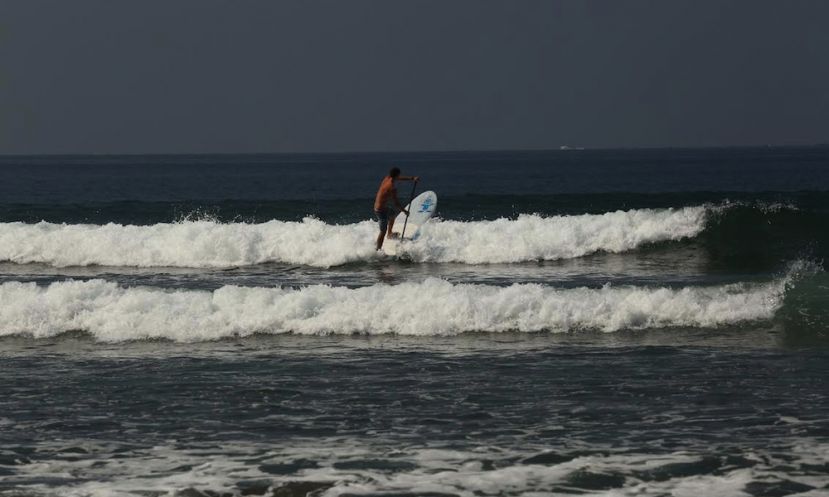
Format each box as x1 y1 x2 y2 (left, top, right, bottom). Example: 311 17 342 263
1 147 828 496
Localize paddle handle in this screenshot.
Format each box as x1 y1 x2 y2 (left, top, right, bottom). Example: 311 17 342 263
400 180 418 240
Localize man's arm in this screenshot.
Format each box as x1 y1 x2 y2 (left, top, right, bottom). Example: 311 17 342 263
394 195 409 216
393 176 418 214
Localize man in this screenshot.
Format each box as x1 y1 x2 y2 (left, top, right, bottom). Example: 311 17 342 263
374 167 419 251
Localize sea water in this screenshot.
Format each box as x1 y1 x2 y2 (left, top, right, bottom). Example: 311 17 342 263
1 148 828 496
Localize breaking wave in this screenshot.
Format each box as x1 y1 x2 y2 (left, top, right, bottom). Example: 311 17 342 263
0 267 805 342
0 207 706 268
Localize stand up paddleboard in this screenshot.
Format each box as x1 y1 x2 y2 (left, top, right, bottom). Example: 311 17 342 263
383 190 437 256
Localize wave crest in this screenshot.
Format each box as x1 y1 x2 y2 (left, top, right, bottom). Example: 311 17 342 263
0 207 706 268
0 274 790 342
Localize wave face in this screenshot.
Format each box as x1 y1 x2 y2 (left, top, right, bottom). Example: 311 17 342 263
0 207 706 268
0 273 794 342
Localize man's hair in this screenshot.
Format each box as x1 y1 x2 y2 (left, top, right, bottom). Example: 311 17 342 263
389 167 401 178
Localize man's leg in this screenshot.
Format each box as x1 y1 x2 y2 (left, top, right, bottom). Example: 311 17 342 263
387 212 398 239
375 210 389 250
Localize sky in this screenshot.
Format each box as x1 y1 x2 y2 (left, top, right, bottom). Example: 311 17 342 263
1 0 828 154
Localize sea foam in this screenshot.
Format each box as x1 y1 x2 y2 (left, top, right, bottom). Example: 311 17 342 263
0 207 706 268
0 275 787 342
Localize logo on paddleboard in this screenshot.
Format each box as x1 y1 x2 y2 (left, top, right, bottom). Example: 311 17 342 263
419 197 434 213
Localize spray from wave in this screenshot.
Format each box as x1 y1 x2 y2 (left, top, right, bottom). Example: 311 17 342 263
0 264 809 342
0 207 706 268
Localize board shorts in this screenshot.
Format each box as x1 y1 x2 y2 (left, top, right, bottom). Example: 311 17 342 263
374 208 397 233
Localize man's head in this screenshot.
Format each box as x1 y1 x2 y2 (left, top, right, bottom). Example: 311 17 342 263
389 167 401 179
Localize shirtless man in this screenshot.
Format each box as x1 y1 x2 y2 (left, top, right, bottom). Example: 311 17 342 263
374 167 419 251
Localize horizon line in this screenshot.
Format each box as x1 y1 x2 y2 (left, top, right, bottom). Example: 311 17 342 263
1 143 828 158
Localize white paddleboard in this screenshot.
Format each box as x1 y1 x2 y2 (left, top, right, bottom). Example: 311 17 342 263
383 190 437 256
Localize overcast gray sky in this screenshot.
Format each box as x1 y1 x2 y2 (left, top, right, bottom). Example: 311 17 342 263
1 0 828 154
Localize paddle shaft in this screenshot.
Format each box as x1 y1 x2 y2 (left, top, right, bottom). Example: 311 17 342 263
400 180 418 240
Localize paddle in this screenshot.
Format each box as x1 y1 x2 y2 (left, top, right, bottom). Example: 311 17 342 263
400 179 418 240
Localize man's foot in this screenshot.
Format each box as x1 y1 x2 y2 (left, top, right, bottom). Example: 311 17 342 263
388 233 400 239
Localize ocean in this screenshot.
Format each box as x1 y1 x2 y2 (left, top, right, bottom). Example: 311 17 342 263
1 147 828 496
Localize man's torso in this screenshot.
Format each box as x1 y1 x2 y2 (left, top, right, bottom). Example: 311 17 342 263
374 176 396 211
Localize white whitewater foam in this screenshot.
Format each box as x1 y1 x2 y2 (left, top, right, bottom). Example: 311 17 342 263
0 207 706 268
7 440 829 497
0 275 786 342
0 217 374 268
407 206 706 264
